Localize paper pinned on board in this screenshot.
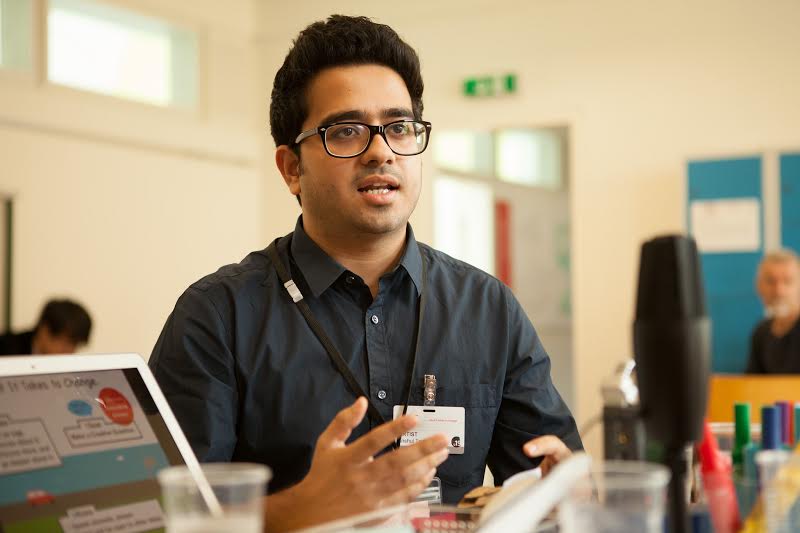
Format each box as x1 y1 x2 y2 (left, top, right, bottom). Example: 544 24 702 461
690 198 761 253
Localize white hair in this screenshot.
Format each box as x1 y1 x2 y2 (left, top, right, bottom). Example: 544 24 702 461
761 249 800 268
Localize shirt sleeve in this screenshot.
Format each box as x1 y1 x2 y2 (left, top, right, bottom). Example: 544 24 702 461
149 285 239 461
486 286 583 484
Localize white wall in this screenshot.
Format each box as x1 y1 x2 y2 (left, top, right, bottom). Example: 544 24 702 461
0 196 6 329
0 0 266 358
257 0 800 458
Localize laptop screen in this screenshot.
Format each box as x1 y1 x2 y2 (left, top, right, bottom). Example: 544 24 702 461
0 368 184 532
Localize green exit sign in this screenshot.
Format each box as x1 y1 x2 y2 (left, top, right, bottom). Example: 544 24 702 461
463 74 517 97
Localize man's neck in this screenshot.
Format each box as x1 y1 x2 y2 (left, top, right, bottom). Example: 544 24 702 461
302 219 407 298
771 311 800 337
30 330 41 354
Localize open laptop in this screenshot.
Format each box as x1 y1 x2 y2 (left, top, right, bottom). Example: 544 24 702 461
0 353 210 533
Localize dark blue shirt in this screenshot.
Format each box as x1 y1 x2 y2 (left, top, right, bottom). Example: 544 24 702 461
149 217 581 503
746 318 800 373
0 330 33 355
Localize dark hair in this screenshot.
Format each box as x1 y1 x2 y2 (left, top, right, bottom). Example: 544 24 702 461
36 299 92 344
269 15 424 148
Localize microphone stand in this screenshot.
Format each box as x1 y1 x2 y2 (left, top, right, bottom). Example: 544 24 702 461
666 446 689 533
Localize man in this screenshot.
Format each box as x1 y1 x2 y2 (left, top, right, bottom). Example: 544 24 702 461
150 15 581 531
747 249 800 373
0 298 92 355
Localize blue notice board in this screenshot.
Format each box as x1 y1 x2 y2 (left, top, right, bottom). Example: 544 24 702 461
688 157 763 373
781 153 800 254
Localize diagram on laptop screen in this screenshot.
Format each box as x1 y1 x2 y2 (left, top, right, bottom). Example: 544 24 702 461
0 370 171 533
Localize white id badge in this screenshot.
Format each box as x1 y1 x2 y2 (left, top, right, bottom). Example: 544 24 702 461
393 405 465 455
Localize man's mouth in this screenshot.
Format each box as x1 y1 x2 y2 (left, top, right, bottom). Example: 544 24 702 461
358 183 399 195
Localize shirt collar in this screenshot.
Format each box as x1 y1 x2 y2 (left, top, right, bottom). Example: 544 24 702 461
398 225 424 295
289 216 424 298
290 217 346 298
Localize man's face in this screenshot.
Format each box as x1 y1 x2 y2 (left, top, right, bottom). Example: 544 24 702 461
282 64 422 238
32 326 79 355
757 260 800 317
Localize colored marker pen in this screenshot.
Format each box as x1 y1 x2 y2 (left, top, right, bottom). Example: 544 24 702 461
733 402 751 476
794 403 800 449
762 405 781 451
776 401 792 449
698 421 741 532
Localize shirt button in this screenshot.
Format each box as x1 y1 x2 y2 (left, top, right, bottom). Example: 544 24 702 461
371 315 379 325
345 275 355 284
377 390 387 400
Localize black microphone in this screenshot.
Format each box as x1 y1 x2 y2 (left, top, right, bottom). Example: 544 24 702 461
633 235 711 533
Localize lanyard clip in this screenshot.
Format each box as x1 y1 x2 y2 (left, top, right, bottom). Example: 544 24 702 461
283 280 303 303
424 374 436 406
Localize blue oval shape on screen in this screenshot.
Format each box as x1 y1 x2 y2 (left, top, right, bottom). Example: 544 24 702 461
68 399 92 416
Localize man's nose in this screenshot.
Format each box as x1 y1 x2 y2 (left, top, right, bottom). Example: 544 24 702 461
359 131 395 165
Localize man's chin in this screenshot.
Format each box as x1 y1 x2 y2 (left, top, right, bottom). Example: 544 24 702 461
766 303 799 319
353 214 409 236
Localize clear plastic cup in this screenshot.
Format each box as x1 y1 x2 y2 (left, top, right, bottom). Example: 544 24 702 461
733 476 759 522
756 450 800 533
559 460 670 533
157 462 271 533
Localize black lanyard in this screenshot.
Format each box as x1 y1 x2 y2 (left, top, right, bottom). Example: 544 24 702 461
266 237 427 430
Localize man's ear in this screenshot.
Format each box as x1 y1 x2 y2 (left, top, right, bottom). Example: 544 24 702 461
276 145 301 196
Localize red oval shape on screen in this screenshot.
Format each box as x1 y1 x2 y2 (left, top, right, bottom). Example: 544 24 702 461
98 387 133 425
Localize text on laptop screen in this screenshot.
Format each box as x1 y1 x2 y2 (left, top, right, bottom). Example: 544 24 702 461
0 369 183 532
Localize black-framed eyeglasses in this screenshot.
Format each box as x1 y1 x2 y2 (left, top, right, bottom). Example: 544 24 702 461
293 120 433 158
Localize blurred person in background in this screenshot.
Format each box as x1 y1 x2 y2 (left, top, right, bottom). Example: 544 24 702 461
0 298 92 355
747 249 800 373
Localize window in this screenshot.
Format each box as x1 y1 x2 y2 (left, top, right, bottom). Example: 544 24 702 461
0 0 33 70
495 128 565 188
47 0 198 108
432 126 567 189
432 130 493 176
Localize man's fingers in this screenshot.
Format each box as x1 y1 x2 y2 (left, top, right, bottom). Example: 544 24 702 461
346 415 419 462
323 439 446 512
389 445 448 489
540 457 557 477
380 435 449 474
366 435 449 493
316 397 368 449
523 435 571 461
380 467 438 507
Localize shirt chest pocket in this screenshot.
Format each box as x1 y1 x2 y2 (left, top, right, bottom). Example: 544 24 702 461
436 383 497 408
423 383 498 489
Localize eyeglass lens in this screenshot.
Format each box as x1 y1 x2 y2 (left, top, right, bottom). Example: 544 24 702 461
324 121 428 157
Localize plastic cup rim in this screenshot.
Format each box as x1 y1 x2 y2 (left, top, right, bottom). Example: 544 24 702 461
579 460 671 490
157 462 272 487
754 449 792 466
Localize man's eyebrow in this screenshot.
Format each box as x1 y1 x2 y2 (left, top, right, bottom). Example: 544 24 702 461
318 107 415 126
319 110 367 125
382 107 415 120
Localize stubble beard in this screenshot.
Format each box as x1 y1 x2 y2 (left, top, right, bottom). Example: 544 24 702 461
299 161 421 238
351 207 407 236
